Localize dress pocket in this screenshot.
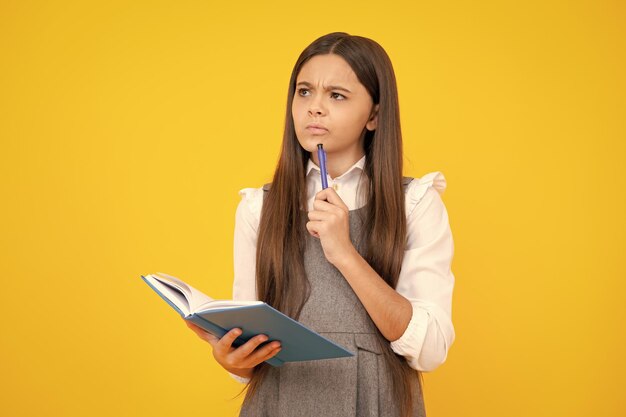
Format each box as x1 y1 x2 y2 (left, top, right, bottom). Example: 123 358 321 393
354 333 383 354
355 333 381 417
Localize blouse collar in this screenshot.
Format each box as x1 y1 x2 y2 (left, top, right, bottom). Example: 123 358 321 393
305 154 366 181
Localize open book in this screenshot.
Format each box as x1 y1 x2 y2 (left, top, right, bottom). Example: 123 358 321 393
141 272 354 367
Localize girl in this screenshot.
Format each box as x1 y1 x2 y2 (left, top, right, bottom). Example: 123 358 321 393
185 32 455 417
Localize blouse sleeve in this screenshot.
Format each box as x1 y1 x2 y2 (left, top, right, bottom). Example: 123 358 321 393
227 187 263 384
232 187 263 302
389 172 456 372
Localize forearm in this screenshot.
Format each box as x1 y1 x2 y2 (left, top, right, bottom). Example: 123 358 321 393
334 248 413 341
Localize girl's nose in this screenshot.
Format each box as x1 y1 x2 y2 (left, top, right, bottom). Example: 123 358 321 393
308 105 324 116
308 96 325 116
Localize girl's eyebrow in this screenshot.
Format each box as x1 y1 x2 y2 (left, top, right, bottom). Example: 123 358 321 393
296 81 352 94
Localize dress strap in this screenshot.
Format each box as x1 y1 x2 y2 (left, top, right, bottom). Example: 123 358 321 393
402 176 414 190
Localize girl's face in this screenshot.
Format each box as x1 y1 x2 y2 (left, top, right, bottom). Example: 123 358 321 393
292 54 378 163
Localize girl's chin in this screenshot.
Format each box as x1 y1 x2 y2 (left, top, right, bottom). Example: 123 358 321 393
300 139 329 153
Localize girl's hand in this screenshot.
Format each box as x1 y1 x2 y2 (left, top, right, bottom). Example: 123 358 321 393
183 319 282 378
306 187 357 266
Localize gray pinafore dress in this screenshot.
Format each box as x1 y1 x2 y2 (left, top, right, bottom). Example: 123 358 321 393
239 177 425 417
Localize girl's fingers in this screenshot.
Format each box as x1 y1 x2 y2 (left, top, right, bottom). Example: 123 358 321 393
204 334 219 346
325 189 348 210
305 221 320 238
215 328 243 353
184 321 282 369
185 320 206 336
307 210 331 221
312 198 338 212
184 320 219 346
239 341 282 368
231 334 271 361
250 344 282 366
185 319 283 369
314 188 348 211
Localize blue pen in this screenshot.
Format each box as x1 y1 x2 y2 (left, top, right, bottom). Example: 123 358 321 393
317 144 328 189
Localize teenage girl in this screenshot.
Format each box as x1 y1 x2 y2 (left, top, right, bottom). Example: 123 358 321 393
184 32 455 417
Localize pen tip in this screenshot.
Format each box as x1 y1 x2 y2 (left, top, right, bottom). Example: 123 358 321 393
317 143 323 149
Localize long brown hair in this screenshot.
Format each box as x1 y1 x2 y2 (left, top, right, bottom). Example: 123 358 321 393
236 32 422 417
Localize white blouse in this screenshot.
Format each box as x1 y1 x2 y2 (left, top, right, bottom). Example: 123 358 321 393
228 155 456 384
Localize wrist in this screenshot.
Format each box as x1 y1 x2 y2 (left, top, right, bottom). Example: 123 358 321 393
333 246 361 272
228 367 253 379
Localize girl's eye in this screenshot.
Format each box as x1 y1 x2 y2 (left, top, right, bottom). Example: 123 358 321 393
296 88 346 101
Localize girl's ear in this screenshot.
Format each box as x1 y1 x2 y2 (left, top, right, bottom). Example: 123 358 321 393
366 104 379 131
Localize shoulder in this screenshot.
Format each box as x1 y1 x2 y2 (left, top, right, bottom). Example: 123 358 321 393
237 185 265 224
404 171 447 217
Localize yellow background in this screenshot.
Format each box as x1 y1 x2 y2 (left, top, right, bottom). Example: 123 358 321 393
1 1 624 416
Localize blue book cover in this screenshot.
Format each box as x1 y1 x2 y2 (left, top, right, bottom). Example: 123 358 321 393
141 272 354 367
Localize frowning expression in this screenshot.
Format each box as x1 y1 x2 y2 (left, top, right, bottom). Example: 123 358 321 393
292 54 378 159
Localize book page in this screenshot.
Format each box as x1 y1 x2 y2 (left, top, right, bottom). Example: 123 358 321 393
145 275 190 315
153 272 214 311
151 272 262 313
195 299 263 311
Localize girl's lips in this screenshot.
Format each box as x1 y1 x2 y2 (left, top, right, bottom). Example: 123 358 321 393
306 127 328 134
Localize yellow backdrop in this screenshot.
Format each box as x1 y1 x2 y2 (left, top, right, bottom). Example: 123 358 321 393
1 1 624 416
